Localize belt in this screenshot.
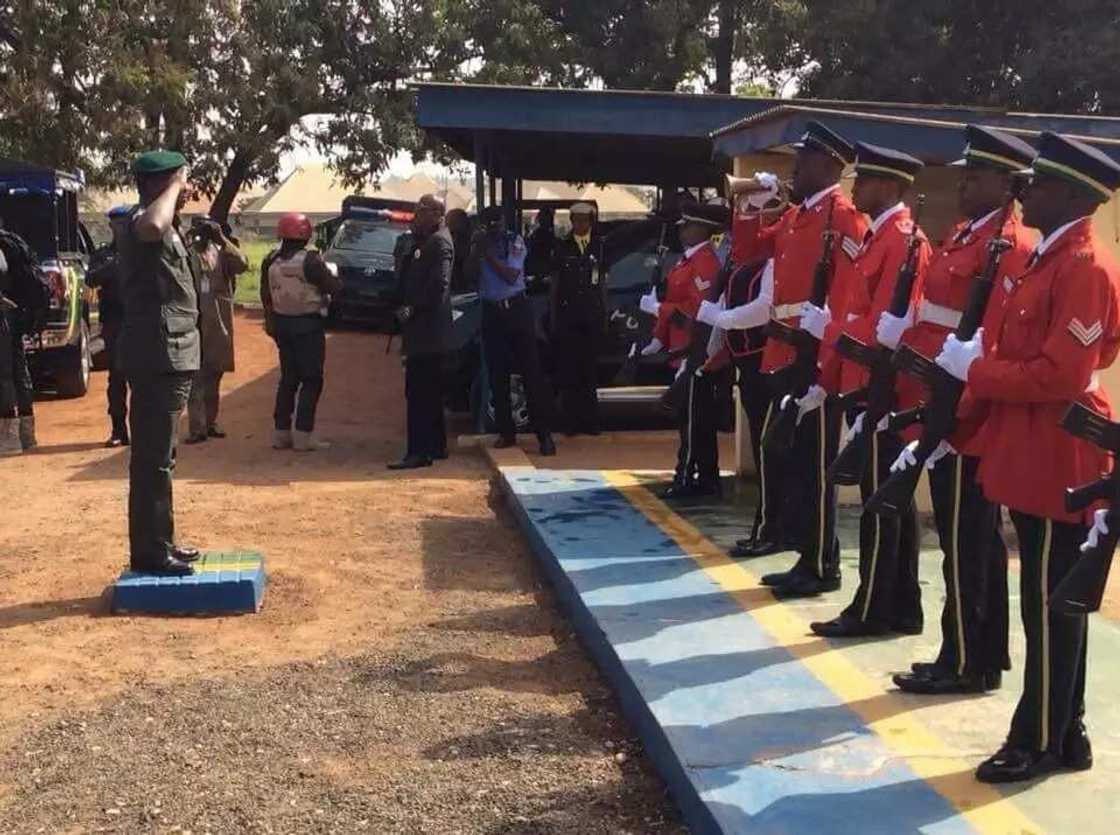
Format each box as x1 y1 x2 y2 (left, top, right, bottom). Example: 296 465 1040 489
917 300 963 330
483 292 526 310
771 301 808 320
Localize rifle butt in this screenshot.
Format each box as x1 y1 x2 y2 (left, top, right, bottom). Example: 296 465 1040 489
827 427 870 486
865 463 924 517
1050 544 1115 615
762 400 799 456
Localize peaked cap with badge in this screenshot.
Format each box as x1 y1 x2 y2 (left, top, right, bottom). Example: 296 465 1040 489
951 125 1037 172
848 142 924 184
1020 131 1120 201
678 202 731 230
792 121 856 165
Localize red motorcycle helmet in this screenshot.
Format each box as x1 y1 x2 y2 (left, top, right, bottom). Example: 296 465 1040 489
277 212 313 241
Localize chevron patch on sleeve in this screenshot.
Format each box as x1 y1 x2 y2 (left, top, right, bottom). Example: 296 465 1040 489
1068 317 1103 347
841 236 861 260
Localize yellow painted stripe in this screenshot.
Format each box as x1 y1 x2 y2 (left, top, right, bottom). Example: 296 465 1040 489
196 562 261 573
601 469 1040 834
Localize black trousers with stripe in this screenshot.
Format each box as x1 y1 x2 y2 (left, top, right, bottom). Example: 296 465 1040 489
787 396 843 581
841 426 922 629
1007 511 1089 755
736 355 787 543
927 453 1010 676
674 365 721 487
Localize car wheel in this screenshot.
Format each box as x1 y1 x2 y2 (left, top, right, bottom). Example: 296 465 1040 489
56 319 91 398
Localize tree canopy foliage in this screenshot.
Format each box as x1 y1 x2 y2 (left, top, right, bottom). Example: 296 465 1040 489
0 0 1116 219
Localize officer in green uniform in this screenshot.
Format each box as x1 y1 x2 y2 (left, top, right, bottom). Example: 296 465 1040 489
116 151 202 575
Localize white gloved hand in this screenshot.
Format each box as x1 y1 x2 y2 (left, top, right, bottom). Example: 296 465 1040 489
640 337 664 356
844 412 865 444
1081 508 1111 553
876 308 913 350
639 290 660 316
936 328 984 382
890 440 920 474
746 172 781 210
696 299 723 327
924 440 955 470
799 303 831 341
794 384 827 425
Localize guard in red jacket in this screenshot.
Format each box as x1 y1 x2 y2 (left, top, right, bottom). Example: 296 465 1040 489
936 132 1120 784
639 203 727 497
888 126 1038 696
806 142 932 639
743 121 868 599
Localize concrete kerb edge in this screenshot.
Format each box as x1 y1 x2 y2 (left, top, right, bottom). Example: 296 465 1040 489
482 447 723 835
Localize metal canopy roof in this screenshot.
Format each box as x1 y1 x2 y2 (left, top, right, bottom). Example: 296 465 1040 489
413 83 1015 186
712 105 1120 164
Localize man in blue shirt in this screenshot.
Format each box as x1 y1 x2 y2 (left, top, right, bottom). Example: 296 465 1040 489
471 206 557 455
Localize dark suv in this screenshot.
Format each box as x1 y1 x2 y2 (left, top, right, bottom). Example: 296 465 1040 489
317 196 414 329
0 159 100 397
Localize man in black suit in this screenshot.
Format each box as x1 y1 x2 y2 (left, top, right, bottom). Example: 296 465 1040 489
389 194 454 470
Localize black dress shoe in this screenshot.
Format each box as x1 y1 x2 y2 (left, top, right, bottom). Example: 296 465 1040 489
388 455 433 470
910 661 943 675
660 481 697 500
105 435 129 448
774 572 842 599
760 569 795 587
976 744 1062 784
493 436 517 449
892 619 924 636
207 425 227 438
730 539 784 559
135 555 194 576
185 433 208 445
893 669 998 694
538 435 557 456
810 613 890 637
1063 722 1093 771
432 449 449 461
172 545 201 563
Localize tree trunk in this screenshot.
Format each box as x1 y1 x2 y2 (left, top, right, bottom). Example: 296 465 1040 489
209 148 253 223
713 0 736 94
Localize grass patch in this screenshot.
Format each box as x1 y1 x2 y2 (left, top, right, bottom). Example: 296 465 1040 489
232 238 274 306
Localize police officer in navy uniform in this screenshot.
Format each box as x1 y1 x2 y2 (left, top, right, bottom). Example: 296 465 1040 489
116 151 202 575
550 202 606 435
934 133 1120 783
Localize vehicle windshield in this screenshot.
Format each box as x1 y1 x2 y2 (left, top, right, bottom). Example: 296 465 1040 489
330 219 404 254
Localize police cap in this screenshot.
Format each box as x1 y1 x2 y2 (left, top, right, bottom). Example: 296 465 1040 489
677 202 731 229
792 121 856 165
131 150 187 176
951 125 1036 172
1021 131 1120 201
850 141 924 184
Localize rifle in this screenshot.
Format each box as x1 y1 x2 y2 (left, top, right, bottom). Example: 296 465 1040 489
826 195 926 485
864 183 1022 516
1049 404 1120 614
760 194 838 454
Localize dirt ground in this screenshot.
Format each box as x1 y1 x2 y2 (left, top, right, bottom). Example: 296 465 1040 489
0 311 685 834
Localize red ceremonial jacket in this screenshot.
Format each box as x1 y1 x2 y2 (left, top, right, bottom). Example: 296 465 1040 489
818 204 931 400
967 218 1120 522
753 187 868 374
903 211 1034 456
653 242 722 367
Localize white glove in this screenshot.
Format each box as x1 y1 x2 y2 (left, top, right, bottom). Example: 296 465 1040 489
696 299 723 327
936 328 984 382
1082 508 1111 553
844 412 865 444
640 337 664 356
746 172 781 209
890 441 920 474
639 290 660 316
876 309 913 350
794 384 827 425
799 303 831 341
925 440 955 469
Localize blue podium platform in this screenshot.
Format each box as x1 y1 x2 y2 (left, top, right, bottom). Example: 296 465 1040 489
486 451 1052 835
111 551 266 615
